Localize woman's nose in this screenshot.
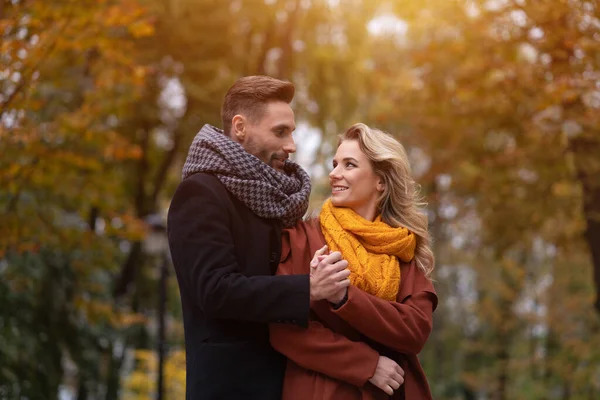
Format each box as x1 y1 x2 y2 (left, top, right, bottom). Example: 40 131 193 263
329 166 341 179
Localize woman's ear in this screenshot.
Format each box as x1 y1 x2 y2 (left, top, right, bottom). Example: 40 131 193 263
376 177 385 192
232 115 246 141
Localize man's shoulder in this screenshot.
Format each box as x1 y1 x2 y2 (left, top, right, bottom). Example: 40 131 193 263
168 173 231 228
183 172 222 187
174 173 226 198
168 173 229 216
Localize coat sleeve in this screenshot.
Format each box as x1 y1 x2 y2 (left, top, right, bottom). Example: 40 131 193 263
167 175 310 326
269 242 379 387
331 264 438 354
269 321 379 387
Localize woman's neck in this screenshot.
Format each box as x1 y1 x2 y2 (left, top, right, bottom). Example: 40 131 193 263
351 202 378 222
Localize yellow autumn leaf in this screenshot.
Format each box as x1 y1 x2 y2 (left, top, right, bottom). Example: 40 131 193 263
129 20 154 38
552 181 573 197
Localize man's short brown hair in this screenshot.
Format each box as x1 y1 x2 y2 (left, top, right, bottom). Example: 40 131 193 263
221 76 295 135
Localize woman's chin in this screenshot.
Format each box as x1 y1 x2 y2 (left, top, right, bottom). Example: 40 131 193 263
330 197 344 207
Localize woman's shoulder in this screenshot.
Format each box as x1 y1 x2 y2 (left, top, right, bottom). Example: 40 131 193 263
279 218 324 275
284 218 322 238
398 259 438 309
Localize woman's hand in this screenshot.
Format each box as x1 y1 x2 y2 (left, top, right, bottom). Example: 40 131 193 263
309 247 351 302
311 246 349 304
310 245 329 270
328 287 347 305
368 356 404 395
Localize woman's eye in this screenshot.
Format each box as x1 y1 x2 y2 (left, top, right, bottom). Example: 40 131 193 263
346 162 356 168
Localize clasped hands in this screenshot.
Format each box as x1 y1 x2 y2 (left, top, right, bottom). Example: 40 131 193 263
308 245 349 304
307 245 405 395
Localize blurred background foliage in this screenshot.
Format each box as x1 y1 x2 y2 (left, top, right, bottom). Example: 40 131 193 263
1 0 600 399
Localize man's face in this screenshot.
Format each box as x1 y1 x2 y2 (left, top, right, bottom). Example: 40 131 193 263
236 101 296 171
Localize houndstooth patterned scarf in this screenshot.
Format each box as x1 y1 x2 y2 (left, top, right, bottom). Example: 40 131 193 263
182 124 311 227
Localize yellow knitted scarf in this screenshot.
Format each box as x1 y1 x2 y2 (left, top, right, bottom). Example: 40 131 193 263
319 199 417 301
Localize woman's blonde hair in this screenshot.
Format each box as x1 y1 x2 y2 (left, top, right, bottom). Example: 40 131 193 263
339 123 435 278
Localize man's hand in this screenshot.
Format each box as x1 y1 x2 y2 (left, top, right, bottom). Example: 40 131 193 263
368 356 404 396
311 246 349 304
309 246 351 302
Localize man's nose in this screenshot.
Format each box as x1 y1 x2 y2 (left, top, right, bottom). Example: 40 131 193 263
283 136 296 154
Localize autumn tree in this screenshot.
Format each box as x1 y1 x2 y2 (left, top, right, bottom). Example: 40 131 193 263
1 0 154 397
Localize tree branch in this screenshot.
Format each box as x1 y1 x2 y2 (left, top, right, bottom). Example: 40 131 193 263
0 2 77 116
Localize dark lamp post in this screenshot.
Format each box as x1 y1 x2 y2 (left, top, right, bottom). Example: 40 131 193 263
143 213 169 400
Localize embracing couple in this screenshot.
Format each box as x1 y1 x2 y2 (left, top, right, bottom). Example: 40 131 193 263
167 76 438 400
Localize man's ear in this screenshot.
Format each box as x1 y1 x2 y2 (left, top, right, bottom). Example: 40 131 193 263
232 115 246 141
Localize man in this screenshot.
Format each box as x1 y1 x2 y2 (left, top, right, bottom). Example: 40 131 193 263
167 76 350 399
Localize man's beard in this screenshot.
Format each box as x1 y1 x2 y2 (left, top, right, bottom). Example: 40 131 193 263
269 152 289 169
244 137 287 170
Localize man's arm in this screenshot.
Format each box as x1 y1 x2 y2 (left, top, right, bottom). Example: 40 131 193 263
168 175 309 325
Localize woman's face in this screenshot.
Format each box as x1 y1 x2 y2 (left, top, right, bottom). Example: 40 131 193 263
329 139 384 221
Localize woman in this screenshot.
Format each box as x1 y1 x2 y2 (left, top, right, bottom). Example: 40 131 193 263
269 123 438 399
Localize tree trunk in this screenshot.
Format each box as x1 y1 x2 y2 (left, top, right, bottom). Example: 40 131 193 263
255 19 277 76
495 343 509 400
429 181 446 390
571 136 600 315
114 240 143 298
277 0 302 79
562 382 571 400
104 345 121 400
76 382 88 400
463 386 477 400
540 7 600 317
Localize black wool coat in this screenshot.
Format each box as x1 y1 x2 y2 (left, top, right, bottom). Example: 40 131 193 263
167 172 310 400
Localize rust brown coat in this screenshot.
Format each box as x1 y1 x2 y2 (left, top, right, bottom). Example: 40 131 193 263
269 220 438 400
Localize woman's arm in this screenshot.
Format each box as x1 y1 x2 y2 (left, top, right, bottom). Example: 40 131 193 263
269 319 379 387
272 225 378 387
327 260 438 355
330 286 436 354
